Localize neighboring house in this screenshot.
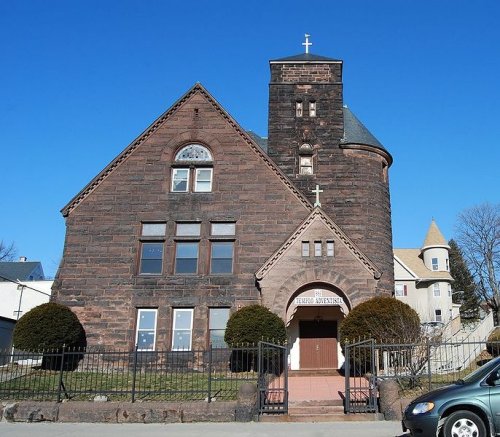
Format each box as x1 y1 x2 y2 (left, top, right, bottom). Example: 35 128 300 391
394 220 458 324
53 41 395 372
0 258 52 357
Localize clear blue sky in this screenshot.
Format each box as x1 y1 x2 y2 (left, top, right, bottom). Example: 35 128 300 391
1 1 499 278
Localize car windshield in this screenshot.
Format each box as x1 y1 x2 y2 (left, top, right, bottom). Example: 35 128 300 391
460 357 500 384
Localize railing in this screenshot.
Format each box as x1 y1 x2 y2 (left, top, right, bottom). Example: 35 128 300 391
0 345 260 402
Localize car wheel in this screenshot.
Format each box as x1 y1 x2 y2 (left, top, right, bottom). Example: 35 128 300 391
443 410 486 437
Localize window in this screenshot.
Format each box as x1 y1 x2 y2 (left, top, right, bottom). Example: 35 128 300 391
299 156 313 175
171 144 213 193
395 284 407 297
195 168 213 192
314 241 322 257
433 283 441 297
446 258 449 271
136 309 157 350
296 101 303 117
435 309 442 322
326 241 334 257
211 223 235 236
172 309 193 350
177 222 201 236
175 242 199 274
309 101 316 117
211 242 234 274
142 223 166 236
301 241 310 257
432 258 439 271
171 168 189 192
448 284 452 297
140 243 163 274
209 308 230 348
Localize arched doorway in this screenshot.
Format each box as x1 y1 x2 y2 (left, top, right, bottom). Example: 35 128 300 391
286 284 350 370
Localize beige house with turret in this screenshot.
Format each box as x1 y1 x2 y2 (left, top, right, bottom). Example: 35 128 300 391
394 220 459 324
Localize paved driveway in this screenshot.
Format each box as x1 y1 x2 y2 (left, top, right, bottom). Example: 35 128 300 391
1 421 408 437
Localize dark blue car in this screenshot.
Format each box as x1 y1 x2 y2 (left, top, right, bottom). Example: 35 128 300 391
403 356 500 436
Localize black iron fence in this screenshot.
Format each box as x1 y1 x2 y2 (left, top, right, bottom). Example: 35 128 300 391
0 345 262 402
344 338 500 413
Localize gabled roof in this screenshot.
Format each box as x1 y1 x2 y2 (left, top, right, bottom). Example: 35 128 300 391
341 106 393 165
256 207 381 280
61 83 313 217
394 249 453 281
246 131 268 152
422 220 449 249
270 53 342 63
0 261 44 282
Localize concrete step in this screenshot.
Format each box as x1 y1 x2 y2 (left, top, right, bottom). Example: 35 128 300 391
288 405 345 416
260 412 383 422
289 369 342 377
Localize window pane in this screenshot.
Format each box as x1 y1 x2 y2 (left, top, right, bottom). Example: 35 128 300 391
177 242 199 257
212 242 233 258
327 241 334 257
210 330 226 348
209 308 230 329
176 223 201 236
137 332 155 349
211 259 233 274
176 259 198 274
140 243 163 274
300 157 312 166
172 168 189 192
302 242 309 257
314 242 322 256
172 331 192 350
142 223 166 236
138 310 156 330
175 144 212 162
211 242 233 274
195 168 212 192
174 310 193 330
211 223 235 236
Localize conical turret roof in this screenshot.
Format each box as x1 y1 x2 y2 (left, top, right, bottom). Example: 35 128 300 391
422 220 449 249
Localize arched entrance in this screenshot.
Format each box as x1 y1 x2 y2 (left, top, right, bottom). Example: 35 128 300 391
286 284 350 370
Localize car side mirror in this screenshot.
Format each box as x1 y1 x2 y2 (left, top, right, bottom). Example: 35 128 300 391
487 370 500 386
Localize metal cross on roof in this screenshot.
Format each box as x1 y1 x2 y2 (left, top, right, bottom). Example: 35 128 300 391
302 34 312 54
312 184 323 207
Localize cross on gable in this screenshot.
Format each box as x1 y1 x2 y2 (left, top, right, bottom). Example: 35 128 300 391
302 34 312 54
312 184 323 207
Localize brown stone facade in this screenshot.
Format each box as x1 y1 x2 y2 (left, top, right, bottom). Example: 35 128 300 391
53 53 395 360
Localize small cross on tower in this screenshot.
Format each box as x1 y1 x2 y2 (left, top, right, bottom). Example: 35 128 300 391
312 184 323 207
302 34 312 54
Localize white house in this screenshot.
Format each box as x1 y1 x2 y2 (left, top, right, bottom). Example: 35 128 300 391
394 220 459 325
0 258 52 353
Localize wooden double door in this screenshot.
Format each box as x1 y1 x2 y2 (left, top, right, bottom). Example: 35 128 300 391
299 320 338 369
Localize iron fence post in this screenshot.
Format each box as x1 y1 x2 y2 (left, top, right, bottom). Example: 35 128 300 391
345 341 350 414
207 344 213 403
57 345 65 403
131 345 138 403
426 338 432 391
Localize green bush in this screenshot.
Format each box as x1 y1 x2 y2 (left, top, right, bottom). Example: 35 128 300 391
224 305 286 346
13 302 87 370
339 296 421 344
487 328 500 356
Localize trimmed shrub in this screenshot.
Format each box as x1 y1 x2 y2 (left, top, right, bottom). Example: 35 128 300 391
13 302 87 370
224 305 286 373
487 328 500 356
339 296 421 345
224 305 286 346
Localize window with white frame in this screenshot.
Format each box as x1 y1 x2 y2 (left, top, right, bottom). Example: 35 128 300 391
136 309 157 350
395 284 407 297
448 284 452 297
210 222 236 274
299 156 313 175
432 257 439 271
296 101 303 117
309 101 316 117
314 241 322 257
433 283 441 297
435 309 442 322
172 308 194 350
326 241 334 257
171 144 213 193
209 308 230 348
446 258 449 271
301 241 310 257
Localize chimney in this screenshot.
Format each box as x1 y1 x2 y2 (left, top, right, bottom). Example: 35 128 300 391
19 256 27 262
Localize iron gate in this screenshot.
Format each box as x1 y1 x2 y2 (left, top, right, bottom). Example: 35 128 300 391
344 339 378 413
257 341 288 415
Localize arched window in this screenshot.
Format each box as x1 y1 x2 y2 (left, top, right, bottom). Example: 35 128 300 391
171 144 213 193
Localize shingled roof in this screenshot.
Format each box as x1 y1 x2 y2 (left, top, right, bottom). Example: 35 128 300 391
423 219 449 249
0 261 45 282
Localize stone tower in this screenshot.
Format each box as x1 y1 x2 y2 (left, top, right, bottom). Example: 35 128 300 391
267 49 395 294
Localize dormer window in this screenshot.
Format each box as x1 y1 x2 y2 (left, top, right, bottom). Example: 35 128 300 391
299 156 313 175
171 144 213 193
309 101 316 117
296 101 303 117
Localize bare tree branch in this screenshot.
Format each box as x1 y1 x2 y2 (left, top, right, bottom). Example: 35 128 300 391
0 240 17 262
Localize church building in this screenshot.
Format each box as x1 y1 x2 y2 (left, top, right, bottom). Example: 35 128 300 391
53 37 394 371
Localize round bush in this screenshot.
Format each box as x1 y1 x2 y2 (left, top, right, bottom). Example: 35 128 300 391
339 296 421 344
13 302 87 370
224 305 286 346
